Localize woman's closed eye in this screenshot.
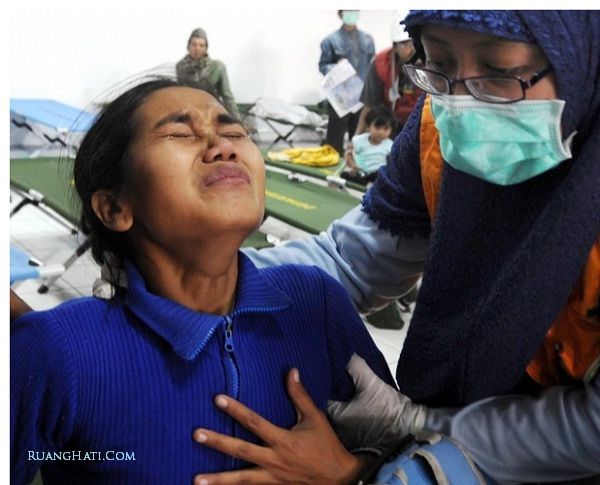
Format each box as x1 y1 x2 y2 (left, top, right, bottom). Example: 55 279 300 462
165 130 196 139
219 132 249 141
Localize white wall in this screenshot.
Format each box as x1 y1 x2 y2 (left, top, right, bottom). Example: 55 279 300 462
10 5 406 110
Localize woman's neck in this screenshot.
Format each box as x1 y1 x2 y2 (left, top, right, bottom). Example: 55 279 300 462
132 241 240 315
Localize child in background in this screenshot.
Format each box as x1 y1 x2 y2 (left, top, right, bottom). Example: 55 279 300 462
342 105 396 184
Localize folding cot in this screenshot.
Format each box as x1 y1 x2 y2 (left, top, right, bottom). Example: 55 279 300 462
264 170 360 235
10 156 273 293
254 117 326 150
241 98 327 150
11 156 93 292
263 151 368 194
10 98 96 158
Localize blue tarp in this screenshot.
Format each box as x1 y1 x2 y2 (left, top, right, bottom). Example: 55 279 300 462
10 99 96 132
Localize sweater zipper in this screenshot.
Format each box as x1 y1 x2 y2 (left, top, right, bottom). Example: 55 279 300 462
223 306 287 399
221 305 287 469
223 315 239 399
222 314 239 469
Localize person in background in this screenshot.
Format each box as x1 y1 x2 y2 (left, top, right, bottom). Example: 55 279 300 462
342 105 395 185
356 12 422 137
192 10 600 485
176 27 240 119
10 79 394 484
319 10 375 156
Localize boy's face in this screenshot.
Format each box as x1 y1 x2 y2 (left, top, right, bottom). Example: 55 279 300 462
368 123 392 144
188 37 208 60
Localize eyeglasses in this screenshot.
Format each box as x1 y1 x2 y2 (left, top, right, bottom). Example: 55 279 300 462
402 64 554 104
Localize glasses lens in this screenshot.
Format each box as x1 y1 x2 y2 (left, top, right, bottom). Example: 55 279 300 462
466 77 523 103
405 66 449 95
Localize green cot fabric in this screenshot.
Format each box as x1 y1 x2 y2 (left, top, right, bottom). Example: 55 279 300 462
265 170 360 234
11 157 76 223
262 150 367 192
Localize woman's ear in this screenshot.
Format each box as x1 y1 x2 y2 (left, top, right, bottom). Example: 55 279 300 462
91 190 133 232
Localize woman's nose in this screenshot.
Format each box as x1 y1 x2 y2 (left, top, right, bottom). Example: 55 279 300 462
203 134 238 163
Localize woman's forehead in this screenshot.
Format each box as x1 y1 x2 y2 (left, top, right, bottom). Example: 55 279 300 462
139 87 224 121
420 24 545 62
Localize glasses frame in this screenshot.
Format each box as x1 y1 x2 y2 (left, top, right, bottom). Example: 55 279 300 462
402 64 554 104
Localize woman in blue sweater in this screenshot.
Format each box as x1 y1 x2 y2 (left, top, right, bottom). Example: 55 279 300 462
10 79 394 484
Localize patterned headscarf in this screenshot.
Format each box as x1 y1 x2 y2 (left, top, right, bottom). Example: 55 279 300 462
403 10 535 43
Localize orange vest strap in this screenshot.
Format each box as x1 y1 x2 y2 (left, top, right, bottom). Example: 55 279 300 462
419 96 444 221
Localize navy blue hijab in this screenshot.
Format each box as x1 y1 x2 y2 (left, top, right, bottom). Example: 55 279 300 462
363 11 600 406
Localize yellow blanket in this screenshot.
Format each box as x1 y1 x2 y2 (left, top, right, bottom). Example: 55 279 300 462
267 144 340 167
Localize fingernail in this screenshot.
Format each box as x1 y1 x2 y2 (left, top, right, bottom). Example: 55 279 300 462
198 479 209 485
292 368 300 382
215 395 228 408
195 431 208 443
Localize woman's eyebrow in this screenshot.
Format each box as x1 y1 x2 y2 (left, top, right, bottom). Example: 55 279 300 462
217 113 244 127
153 112 192 129
217 113 248 135
153 111 245 131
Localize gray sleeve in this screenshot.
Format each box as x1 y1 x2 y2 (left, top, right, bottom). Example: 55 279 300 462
424 372 600 484
243 206 427 312
360 60 385 106
215 62 239 119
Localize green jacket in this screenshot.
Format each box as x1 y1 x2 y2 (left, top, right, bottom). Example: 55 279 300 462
175 55 239 119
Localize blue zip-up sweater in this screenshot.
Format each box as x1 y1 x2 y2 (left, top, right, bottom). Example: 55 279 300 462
11 253 394 485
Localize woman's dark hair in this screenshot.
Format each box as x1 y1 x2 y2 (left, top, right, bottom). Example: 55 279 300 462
73 77 180 283
365 105 397 133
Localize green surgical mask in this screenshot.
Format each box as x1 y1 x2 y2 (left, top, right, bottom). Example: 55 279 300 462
342 11 360 26
431 95 575 185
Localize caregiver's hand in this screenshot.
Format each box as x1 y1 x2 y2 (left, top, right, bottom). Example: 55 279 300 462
328 354 427 450
193 368 367 485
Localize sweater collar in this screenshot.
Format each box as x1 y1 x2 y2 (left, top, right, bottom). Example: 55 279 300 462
123 252 291 361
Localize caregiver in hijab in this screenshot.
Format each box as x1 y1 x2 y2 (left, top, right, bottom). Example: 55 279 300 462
192 10 600 485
